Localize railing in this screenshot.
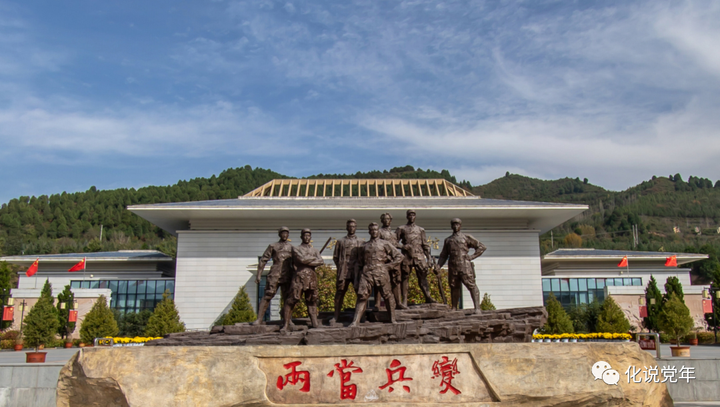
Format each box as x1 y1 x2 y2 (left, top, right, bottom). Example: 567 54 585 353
636 332 661 358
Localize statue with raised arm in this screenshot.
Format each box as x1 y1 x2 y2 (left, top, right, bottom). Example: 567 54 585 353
349 222 403 327
379 212 407 309
332 219 364 322
281 229 324 332
396 209 436 305
251 226 293 326
436 218 487 314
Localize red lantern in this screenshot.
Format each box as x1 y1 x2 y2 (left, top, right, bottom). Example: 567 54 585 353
68 310 78 322
2 306 14 322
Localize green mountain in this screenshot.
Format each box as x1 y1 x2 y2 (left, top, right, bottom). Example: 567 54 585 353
1 167 718 282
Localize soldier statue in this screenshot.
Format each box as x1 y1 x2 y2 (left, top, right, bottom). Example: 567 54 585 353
281 229 324 332
332 219 365 322
252 226 293 326
396 209 436 305
349 222 403 327
379 212 407 309
436 218 487 313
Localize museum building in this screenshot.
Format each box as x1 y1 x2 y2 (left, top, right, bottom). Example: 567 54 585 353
126 178 588 330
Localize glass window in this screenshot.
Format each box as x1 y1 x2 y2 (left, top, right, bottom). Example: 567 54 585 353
137 281 147 295
588 291 594 303
81 281 90 289
605 279 614 286
614 278 623 286
580 293 588 304
109 280 118 293
560 279 569 292
165 280 175 294
578 279 586 291
156 281 166 294
127 281 138 295
632 278 642 286
146 280 156 294
155 294 164 302
126 294 136 309
90 281 99 289
551 279 560 291
136 293 146 307
542 279 551 292
623 278 632 286
71 281 80 289
570 279 578 291
118 281 127 294
117 296 126 309
597 279 605 289
587 278 596 289
98 280 108 289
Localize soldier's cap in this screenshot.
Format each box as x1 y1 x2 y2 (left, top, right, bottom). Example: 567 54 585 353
278 226 290 233
346 219 357 224
406 209 416 215
381 212 392 220
451 218 462 225
368 222 379 229
300 228 312 235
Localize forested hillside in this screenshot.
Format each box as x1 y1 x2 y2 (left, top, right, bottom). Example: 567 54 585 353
1 166 718 282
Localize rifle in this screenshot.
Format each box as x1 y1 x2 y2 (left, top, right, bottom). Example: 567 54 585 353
432 256 447 305
318 237 333 254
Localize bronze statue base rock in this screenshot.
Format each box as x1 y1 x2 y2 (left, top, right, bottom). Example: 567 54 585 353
146 304 547 346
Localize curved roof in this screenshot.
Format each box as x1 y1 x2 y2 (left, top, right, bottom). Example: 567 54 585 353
243 179 473 197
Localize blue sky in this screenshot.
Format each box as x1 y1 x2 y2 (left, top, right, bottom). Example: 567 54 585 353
1 0 719 204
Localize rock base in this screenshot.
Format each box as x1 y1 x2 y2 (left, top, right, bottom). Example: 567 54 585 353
56 343 673 407
147 304 546 346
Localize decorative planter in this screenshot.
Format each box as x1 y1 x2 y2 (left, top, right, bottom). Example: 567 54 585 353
37 344 44 350
570 339 577 343
26 352 47 363
64 342 73 348
78 343 85 348
13 344 23 351
670 346 691 357
689 338 698 346
561 339 569 343
544 339 551 342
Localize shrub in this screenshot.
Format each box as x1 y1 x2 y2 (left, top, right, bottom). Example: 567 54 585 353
23 292 60 351
80 295 119 344
564 233 582 248
596 296 631 333
0 339 13 349
144 291 185 337
658 292 694 346
215 287 256 326
543 293 574 334
697 332 717 344
644 276 663 332
480 293 496 310
56 285 76 339
117 310 154 337
568 301 602 333
1 330 19 341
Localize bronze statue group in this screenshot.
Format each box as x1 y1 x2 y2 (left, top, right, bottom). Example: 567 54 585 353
252 210 486 332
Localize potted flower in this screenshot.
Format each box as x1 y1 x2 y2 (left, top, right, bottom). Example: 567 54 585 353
658 293 694 357
688 327 701 346
13 334 23 351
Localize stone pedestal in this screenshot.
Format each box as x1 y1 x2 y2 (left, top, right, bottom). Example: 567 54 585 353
57 343 672 406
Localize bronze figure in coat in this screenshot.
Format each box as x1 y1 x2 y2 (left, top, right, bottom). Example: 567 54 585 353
252 226 293 325
332 219 364 321
436 218 486 313
396 209 436 305
281 229 324 332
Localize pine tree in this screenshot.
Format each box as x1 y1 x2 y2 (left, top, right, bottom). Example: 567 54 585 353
56 285 76 339
79 295 119 344
117 310 153 337
0 261 12 330
664 276 684 303
215 287 256 326
596 296 631 333
145 290 186 337
22 291 60 351
543 293 574 334
40 278 53 302
658 292 694 345
644 276 663 332
480 293 496 311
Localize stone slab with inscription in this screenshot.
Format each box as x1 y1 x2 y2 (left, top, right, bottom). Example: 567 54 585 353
146 304 546 347
57 343 671 406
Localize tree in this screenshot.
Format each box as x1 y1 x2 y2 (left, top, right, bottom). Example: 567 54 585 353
658 292 694 346
664 276 684 303
644 276 663 332
116 310 153 337
564 233 582 248
215 287 256 325
79 295 119 344
596 296 631 333
543 293 574 334
145 291 185 337
568 300 602 333
22 292 60 351
480 293 496 310
56 285 76 339
0 261 12 330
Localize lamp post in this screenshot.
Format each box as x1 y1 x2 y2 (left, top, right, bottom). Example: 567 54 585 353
703 287 719 344
59 300 79 345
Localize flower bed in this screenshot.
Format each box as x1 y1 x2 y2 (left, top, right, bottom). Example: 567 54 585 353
111 337 162 347
532 333 632 342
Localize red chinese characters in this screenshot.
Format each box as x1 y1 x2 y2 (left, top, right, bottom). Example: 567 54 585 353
379 359 413 393
277 361 310 393
431 356 461 395
327 359 364 400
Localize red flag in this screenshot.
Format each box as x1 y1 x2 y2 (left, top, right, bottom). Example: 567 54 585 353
68 257 86 272
617 256 628 268
665 255 678 267
639 305 648 318
68 310 78 323
704 299 713 314
2 306 13 321
26 259 39 277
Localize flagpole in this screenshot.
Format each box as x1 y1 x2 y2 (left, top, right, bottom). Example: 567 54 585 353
83 257 86 281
